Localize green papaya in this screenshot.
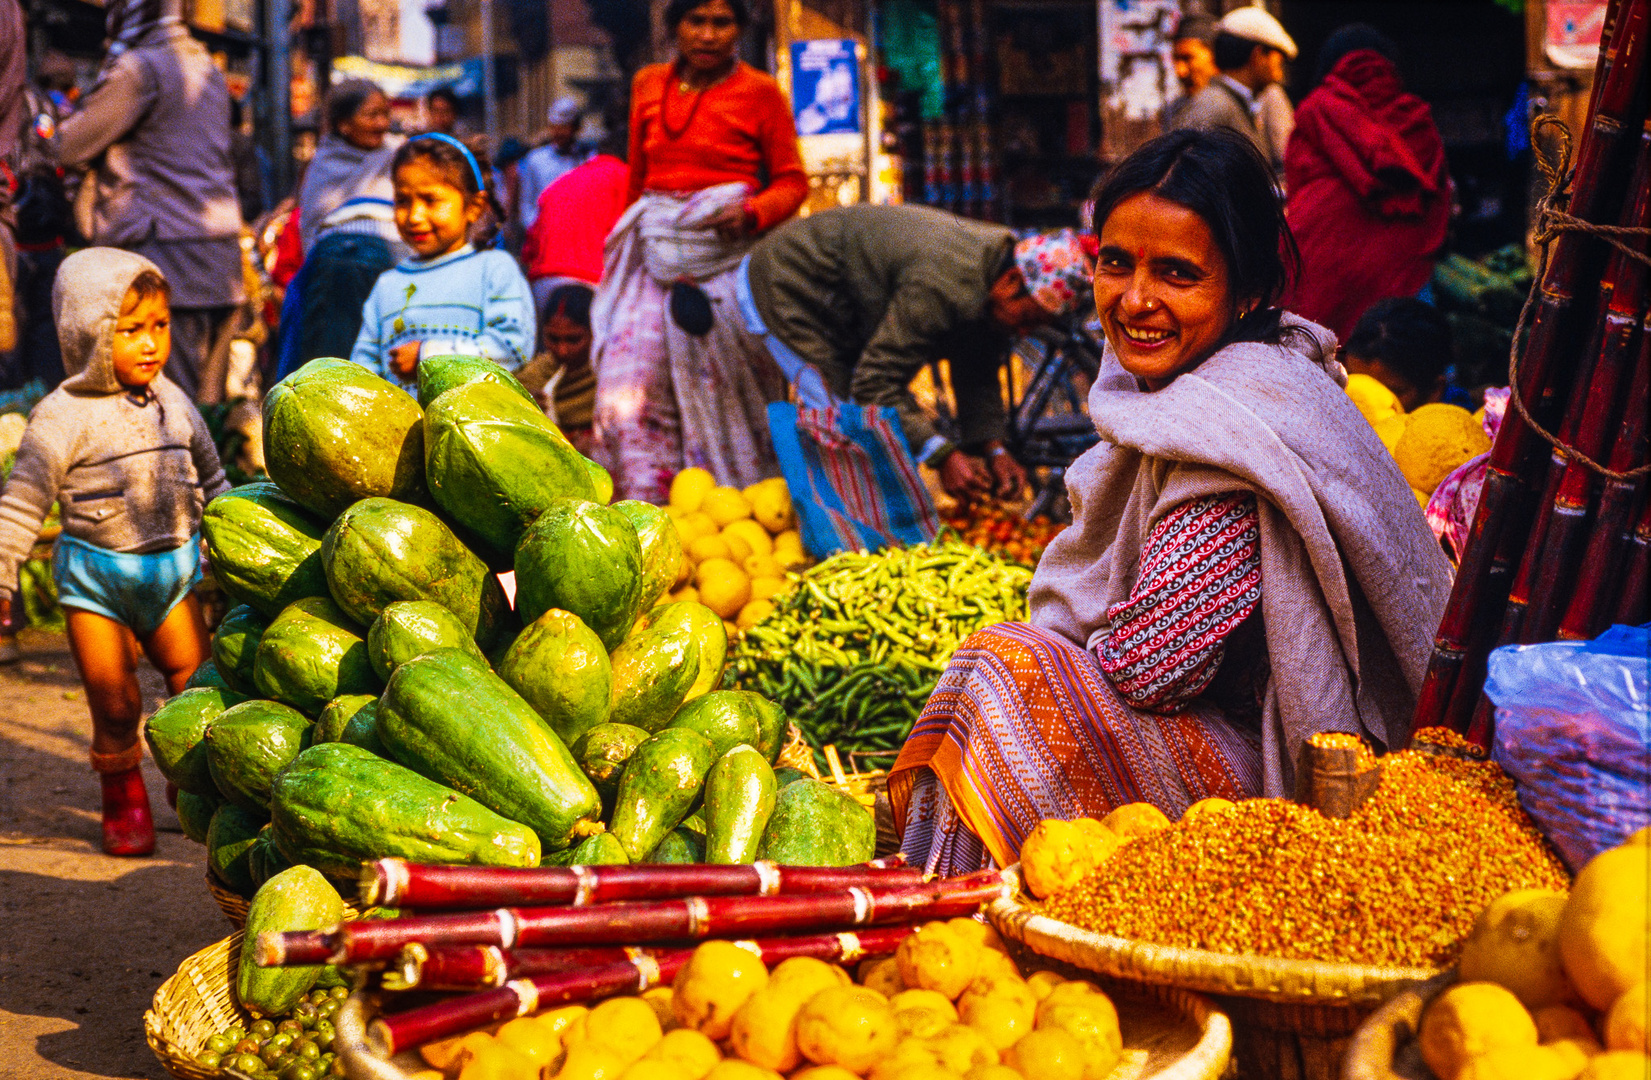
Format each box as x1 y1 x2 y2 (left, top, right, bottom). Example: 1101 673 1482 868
200 482 330 616
367 599 490 681
496 609 611 747
546 831 629 867
144 686 246 795
678 809 706 838
175 789 222 844
322 499 509 648
252 595 380 715
608 618 700 733
666 690 764 759
513 498 644 649
205 699 313 812
585 459 614 505
612 501 683 613
646 828 704 865
639 601 727 701
378 650 602 850
608 728 716 862
703 745 778 864
206 802 267 894
263 357 426 519
757 779 876 867
271 743 540 874
417 353 536 410
772 767 810 788
313 694 377 743
238 865 346 1016
570 722 651 810
184 658 232 692
211 605 270 695
341 702 389 757
247 823 296 887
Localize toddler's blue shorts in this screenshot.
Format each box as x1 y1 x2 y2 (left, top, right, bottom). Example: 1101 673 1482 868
52 533 202 637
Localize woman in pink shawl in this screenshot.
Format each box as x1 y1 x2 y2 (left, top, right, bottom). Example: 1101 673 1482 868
889 130 1453 876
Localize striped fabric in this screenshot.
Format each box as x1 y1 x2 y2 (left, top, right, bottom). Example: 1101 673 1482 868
889 622 1263 877
1096 492 1261 712
767 401 940 557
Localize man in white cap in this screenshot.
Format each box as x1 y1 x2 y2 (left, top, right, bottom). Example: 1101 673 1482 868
517 96 589 230
1168 5 1297 184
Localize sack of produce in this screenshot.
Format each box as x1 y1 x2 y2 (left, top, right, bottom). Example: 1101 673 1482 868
416 353 535 411
757 778 875 866
200 482 330 617
252 595 380 715
613 500 683 613
211 604 270 695
238 866 345 1017
321 498 510 649
377 649 602 851
144 686 245 795
263 357 426 519
366 599 491 682
609 728 717 862
271 742 541 874
423 379 597 558
495 608 612 747
513 498 644 649
205 699 313 812
608 615 701 732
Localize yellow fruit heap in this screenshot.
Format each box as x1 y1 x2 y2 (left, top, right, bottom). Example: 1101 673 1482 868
421 917 1137 1080
1041 731 1570 968
1342 375 1491 504
665 468 809 634
1418 831 1648 1080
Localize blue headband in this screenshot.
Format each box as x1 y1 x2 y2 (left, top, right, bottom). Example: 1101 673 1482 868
409 132 487 194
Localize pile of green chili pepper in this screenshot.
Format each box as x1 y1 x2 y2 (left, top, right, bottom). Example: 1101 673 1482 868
723 540 1032 770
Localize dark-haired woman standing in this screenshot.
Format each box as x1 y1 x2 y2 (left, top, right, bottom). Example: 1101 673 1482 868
591 0 807 503
890 129 1453 876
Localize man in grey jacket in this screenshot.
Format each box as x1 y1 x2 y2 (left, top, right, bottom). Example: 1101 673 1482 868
1168 6 1297 186
54 0 244 402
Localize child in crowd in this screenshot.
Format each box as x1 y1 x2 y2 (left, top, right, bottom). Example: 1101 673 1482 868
350 133 535 386
516 283 598 455
1342 297 1471 411
0 249 229 856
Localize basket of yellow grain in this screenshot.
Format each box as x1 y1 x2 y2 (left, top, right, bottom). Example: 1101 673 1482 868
989 730 1574 1080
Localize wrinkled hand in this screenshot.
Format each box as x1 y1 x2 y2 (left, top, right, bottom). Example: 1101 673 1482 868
708 203 754 242
988 447 1027 500
938 450 994 502
389 342 421 380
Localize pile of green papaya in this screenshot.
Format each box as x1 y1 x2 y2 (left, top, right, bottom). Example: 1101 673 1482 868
149 356 874 897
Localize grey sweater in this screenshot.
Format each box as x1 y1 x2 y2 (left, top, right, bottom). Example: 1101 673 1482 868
0 248 229 600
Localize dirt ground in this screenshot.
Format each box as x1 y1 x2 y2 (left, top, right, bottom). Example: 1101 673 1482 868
1 627 228 1080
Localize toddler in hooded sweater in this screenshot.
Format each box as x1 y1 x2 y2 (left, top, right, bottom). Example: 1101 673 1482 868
0 248 229 856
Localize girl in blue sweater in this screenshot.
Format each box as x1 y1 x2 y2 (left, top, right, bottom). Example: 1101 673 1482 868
350 134 535 386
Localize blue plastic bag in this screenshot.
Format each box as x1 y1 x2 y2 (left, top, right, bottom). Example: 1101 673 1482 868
1484 624 1649 872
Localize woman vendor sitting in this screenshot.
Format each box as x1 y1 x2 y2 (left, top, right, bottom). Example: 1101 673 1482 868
889 129 1454 877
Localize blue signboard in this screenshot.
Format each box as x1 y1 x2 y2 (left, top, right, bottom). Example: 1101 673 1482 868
791 40 861 136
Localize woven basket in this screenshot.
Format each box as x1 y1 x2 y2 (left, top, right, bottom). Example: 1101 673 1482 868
144 932 252 1080
990 866 1438 1080
207 873 250 929
776 725 889 809
1340 972 1456 1080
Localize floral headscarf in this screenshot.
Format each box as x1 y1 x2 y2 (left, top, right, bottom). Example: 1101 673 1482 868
1013 230 1093 318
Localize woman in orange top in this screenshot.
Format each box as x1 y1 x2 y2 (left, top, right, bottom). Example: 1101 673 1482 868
591 0 808 503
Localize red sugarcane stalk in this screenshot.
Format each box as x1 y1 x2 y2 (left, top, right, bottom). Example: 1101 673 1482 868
1612 495 1651 626
360 856 919 910
391 924 917 992
263 870 1012 967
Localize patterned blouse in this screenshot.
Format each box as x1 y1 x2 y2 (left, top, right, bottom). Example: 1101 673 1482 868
1095 492 1263 713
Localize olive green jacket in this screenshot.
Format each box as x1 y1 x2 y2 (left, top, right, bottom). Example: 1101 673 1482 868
745 204 1015 462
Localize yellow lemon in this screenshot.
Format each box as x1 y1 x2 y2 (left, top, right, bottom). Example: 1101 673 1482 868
1606 982 1648 1053
670 468 717 513
671 585 700 605
458 1038 540 1080
720 529 753 563
898 923 981 1001
688 535 733 564
673 940 770 1041
891 990 960 1021
729 985 808 1072
862 956 907 999
770 956 851 998
723 519 773 557
1002 1029 1086 1080
722 619 738 639
618 1061 693 1080
793 1069 864 1080
795 985 898 1073
1626 827 1650 847
957 978 1035 1051
695 559 752 620
675 511 720 547
865 1040 946 1080
1374 412 1410 455
1460 889 1576 1011
702 487 753 527
1534 1005 1602 1054
1394 403 1491 495
1033 994 1123 1080
946 918 1007 956
1025 971 1065 1001
891 990 960 1040
748 480 796 535
673 547 694 588
736 600 773 631
584 996 664 1064
1182 797 1236 821
1455 1043 1588 1080
703 1061 784 1080
640 988 678 1033
973 951 1020 983
644 1029 721 1080
1345 372 1404 426
1419 982 1539 1080
556 1041 632 1080
963 1067 1023 1080
773 528 804 552
1100 802 1171 840
1561 844 1650 1010
1579 1052 1651 1080
1040 980 1104 1007
421 1030 494 1071
748 577 788 603
1018 819 1103 901
922 1024 999 1072
496 1016 567 1066
743 553 784 578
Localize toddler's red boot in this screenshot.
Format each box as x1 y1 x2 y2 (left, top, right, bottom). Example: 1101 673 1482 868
92 745 154 857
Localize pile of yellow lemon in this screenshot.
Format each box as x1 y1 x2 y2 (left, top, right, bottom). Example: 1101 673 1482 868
1344 374 1492 508
413 918 1129 1080
1017 801 1224 901
1418 829 1648 1080
661 469 809 635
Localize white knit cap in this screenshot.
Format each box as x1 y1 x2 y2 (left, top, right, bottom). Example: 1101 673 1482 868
1217 5 1298 59
547 97 581 125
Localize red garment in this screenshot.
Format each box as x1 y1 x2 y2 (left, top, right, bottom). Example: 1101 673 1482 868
522 154 629 284
271 208 304 287
1283 50 1450 341
626 61 807 232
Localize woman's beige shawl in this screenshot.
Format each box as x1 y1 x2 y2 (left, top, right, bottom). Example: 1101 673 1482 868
1029 315 1453 796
